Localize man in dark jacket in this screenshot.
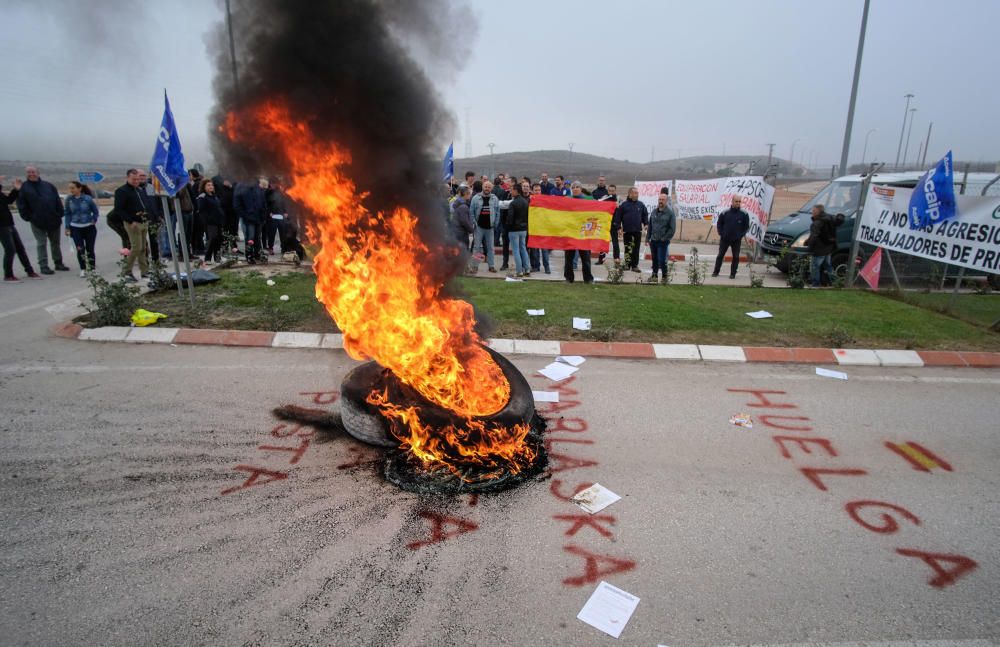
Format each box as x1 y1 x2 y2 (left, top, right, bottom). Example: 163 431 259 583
506 182 531 276
564 182 595 284
712 196 751 279
806 204 836 287
16 166 67 274
591 175 609 201
234 178 267 263
1 179 40 281
492 176 511 270
212 175 238 241
115 169 151 281
612 187 648 272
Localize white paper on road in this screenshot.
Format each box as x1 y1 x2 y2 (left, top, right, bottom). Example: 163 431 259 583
532 390 560 403
571 483 621 514
815 367 849 380
576 581 640 639
729 412 753 429
526 309 545 316
573 317 592 330
538 362 579 382
746 310 773 319
505 277 523 282
556 355 586 367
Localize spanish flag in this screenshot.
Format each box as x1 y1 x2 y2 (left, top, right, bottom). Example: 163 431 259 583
528 194 616 253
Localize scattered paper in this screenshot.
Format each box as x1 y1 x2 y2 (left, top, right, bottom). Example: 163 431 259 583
532 390 559 403
279 294 289 301
505 277 523 282
816 367 848 380
573 317 592 330
556 355 586 367
526 309 545 316
577 581 640 639
729 412 753 429
538 362 578 382
266 279 275 286
746 310 773 319
571 483 621 514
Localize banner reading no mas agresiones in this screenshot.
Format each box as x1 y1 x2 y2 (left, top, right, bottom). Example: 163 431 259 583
859 183 1000 273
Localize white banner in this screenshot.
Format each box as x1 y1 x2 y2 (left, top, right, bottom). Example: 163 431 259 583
858 184 1000 273
674 176 775 243
633 180 670 213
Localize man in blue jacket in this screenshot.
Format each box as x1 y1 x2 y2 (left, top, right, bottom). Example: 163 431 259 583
712 195 751 279
16 166 67 274
612 187 648 272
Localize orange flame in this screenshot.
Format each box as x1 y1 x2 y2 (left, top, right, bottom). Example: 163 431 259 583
225 100 535 475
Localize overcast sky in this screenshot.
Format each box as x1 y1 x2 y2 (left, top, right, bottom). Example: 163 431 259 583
2 0 997 170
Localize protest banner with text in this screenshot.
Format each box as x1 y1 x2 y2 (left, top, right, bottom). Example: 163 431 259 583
859 184 1000 273
633 180 670 213
674 176 775 243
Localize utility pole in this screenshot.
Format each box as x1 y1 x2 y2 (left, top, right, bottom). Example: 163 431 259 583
487 142 495 177
920 122 933 167
838 0 870 177
568 142 575 165
861 128 876 165
894 93 914 168
766 143 775 168
902 108 917 168
225 0 240 97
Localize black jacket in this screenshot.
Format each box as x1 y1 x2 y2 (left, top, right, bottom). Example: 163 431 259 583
212 176 235 220
234 183 267 225
0 187 19 228
507 195 529 232
716 208 750 241
198 193 225 227
114 183 151 224
17 179 63 229
806 212 837 255
613 198 648 233
266 188 287 215
591 186 609 201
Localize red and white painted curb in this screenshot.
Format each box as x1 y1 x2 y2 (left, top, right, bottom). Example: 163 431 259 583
51 321 1000 368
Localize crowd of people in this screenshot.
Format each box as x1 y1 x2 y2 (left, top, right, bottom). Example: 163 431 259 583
444 170 686 284
0 165 305 284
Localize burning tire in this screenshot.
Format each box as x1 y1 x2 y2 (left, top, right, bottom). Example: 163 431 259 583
340 346 535 447
339 346 547 493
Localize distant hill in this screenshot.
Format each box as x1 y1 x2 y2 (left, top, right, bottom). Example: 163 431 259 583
453 149 806 186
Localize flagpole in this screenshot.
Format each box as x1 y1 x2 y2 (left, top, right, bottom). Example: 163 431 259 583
160 195 185 297
173 197 196 306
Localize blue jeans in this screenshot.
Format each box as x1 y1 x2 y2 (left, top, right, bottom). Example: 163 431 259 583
529 247 550 272
474 226 494 268
650 240 669 275
508 230 530 274
811 254 832 286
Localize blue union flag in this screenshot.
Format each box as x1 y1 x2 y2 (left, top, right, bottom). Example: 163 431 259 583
908 150 956 230
150 90 188 197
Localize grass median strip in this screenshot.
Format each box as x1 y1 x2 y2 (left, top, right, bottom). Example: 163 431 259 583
121 269 1000 351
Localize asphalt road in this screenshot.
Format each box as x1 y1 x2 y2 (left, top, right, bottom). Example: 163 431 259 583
0 231 998 646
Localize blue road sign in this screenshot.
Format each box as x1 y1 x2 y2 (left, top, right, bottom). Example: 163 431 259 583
78 171 104 183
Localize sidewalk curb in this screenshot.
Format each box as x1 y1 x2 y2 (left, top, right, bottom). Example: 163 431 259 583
52 323 1000 369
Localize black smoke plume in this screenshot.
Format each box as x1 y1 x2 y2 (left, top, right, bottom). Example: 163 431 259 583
206 0 474 282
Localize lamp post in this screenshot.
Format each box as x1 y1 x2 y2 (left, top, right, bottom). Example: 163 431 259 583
838 0 870 176
487 142 496 177
861 128 876 165
894 93 914 168
902 108 917 168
